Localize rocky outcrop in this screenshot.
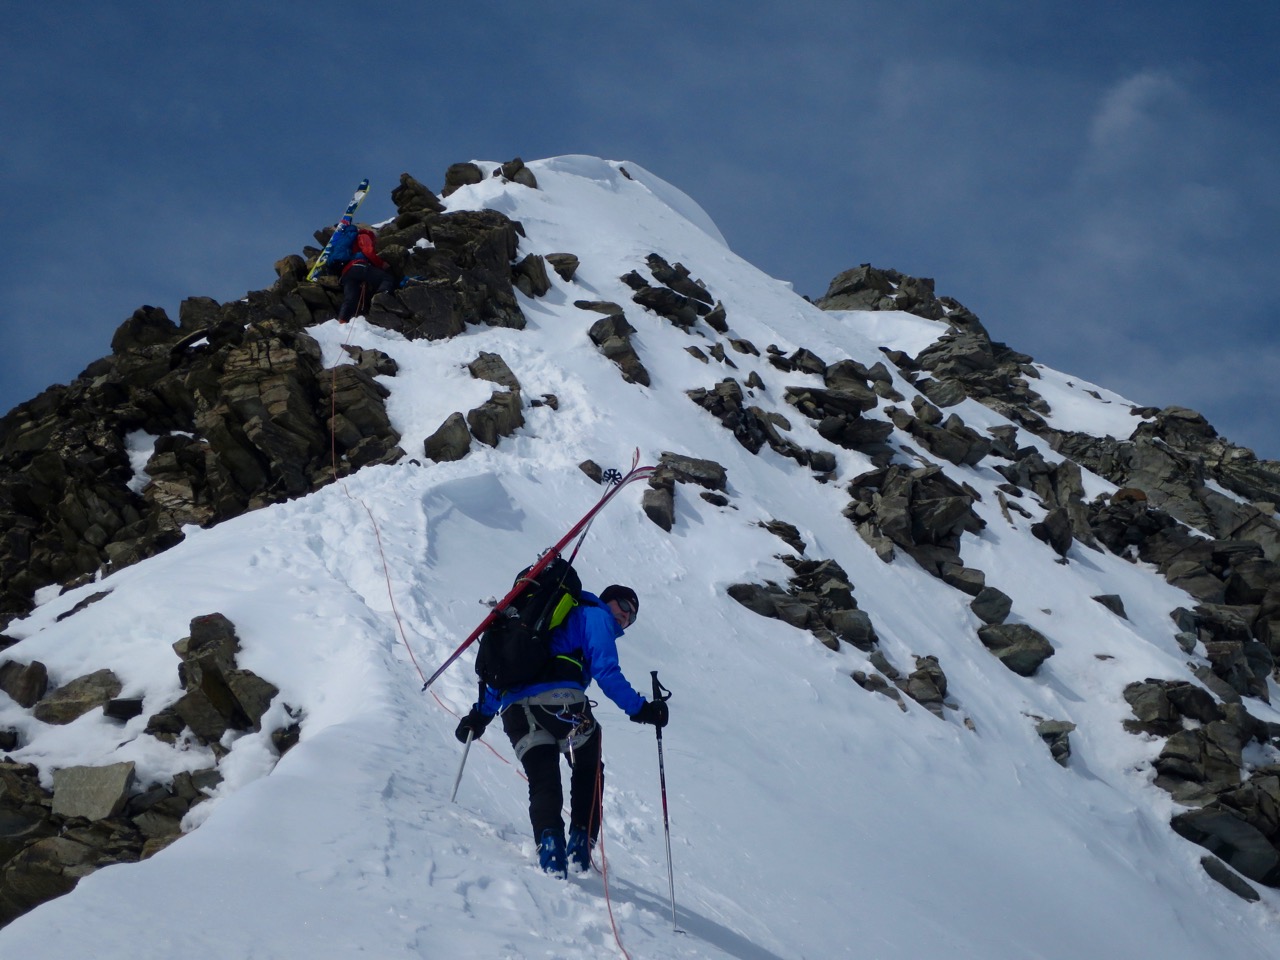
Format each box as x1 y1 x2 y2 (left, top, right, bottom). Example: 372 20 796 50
588 315 650 387
843 463 987 595
817 264 954 322
424 413 472 463
1122 676 1280 891
884 398 992 467
994 445 1097 554
728 555 877 652
1035 719 1076 766
1088 492 1280 675
466 392 524 448
817 264 1055 436
0 609 294 926
441 162 484 197
689 379 813 469
144 613 280 750
727 541 960 718
642 452 729 531
783 362 895 467
0 752 224 926
1054 411 1280 565
31 669 122 725
976 623 1056 676
622 254 720 333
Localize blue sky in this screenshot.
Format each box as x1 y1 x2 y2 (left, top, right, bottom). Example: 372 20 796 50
4 2 1278 457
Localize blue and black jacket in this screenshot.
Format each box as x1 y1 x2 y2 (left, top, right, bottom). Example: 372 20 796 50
475 591 646 719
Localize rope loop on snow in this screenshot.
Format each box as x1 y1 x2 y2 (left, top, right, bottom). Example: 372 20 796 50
328 322 425 685
594 728 632 960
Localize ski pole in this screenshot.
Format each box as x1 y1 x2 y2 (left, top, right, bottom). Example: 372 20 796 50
450 730 474 803
650 670 679 931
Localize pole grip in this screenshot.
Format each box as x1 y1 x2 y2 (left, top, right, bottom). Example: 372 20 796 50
651 670 671 702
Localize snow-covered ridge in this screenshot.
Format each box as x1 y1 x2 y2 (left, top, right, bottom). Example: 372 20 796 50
1 156 1278 958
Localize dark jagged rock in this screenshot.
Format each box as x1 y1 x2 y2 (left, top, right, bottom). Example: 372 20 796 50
1031 507 1075 557
642 486 675 532
162 614 280 746
0 660 48 708
728 554 879 654
688 380 811 466
997 451 1096 549
574 300 624 317
513 254 552 298
1201 855 1262 902
468 352 522 392
844 463 987 593
1035 719 1076 766
817 266 999 355
624 256 716 331
441 162 484 197
1053 415 1280 564
32 669 123 725
645 254 714 306
103 697 144 722
587 315 650 386
545 253 580 282
976 623 1055 676
368 280 468 341
390 172 444 215
466 391 524 448
852 670 906 709
783 379 894 466
759 520 806 554
1091 594 1128 619
653 452 728 492
1171 808 1280 887
970 587 1013 625
884 399 993 467
424 413 472 463
495 157 538 189
901 655 949 717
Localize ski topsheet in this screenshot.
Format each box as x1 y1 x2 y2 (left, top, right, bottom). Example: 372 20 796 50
422 454 656 691
305 178 370 281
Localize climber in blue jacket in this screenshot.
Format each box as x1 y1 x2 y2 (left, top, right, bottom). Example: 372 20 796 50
455 585 668 877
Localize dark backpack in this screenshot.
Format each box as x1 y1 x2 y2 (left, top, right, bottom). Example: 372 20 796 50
325 221 359 275
474 557 582 691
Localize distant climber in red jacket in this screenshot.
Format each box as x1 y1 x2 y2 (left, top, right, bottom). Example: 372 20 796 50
338 226 396 323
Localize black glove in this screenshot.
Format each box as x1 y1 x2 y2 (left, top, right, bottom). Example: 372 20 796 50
630 700 669 728
455 708 491 743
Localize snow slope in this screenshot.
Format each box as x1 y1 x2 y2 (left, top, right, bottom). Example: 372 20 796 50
1 157 1278 958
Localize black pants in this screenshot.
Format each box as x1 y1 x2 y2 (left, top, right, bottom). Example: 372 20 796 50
501 700 603 843
339 263 395 321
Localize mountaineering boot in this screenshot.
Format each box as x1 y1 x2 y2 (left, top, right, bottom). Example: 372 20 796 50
567 825 593 873
538 828 567 878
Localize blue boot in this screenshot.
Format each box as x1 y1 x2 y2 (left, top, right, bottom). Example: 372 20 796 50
538 828 567 878
567 825 594 873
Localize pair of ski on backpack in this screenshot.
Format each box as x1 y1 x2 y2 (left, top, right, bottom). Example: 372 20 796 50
305 177 372 281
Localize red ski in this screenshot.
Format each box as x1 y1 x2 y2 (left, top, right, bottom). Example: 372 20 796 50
422 454 655 691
